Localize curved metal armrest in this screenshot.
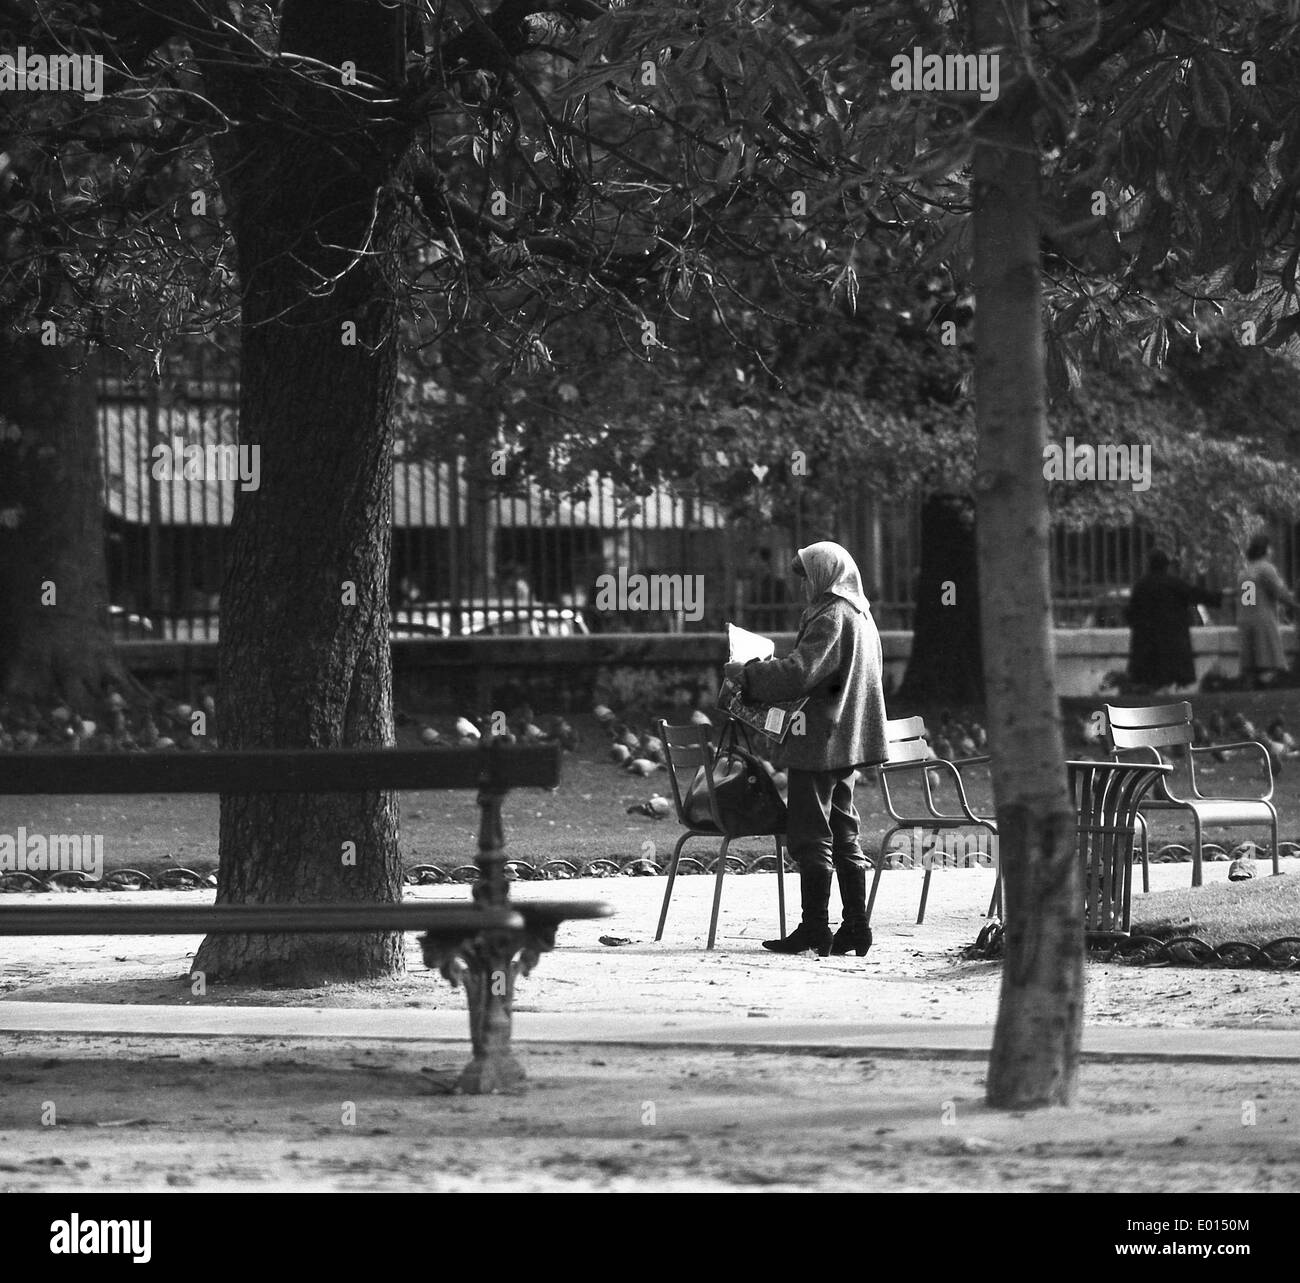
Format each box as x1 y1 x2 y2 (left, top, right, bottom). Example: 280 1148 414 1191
1188 740 1275 801
1109 744 1180 802
1110 745 1163 765
881 757 989 824
942 755 996 821
877 760 926 823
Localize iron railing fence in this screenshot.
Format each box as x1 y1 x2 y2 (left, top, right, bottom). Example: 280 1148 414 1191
98 361 1291 640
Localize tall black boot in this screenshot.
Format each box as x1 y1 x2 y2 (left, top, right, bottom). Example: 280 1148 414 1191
761 921 833 955
831 858 872 957
763 863 833 955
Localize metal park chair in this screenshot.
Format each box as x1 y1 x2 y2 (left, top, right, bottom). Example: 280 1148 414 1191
1067 758 1172 938
653 720 788 950
866 716 1000 928
1106 702 1280 889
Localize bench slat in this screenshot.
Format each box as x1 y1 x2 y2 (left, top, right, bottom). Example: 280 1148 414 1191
1110 723 1193 749
0 745 561 795
0 900 613 936
510 899 614 927
0 902 526 936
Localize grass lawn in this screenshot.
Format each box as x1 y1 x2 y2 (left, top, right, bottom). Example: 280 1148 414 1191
6 689 1300 891
1131 873 1300 946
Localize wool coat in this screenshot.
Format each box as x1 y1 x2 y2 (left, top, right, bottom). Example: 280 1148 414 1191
741 595 889 772
1126 569 1219 688
1238 556 1296 673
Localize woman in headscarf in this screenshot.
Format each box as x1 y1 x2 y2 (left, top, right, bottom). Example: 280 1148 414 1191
723 542 889 957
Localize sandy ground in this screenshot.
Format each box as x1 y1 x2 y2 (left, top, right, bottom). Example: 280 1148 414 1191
4 1037 1298 1194
1 864 1298 1192
4 862 1296 1028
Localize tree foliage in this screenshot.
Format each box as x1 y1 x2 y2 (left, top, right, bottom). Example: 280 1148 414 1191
378 0 1300 564
9 1 1300 512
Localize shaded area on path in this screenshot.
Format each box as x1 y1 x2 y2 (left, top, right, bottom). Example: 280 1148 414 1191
1 1034 1297 1192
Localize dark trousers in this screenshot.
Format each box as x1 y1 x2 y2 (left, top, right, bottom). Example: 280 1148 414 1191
786 767 869 928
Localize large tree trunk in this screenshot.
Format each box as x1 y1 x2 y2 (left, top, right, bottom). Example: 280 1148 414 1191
970 0 1080 1107
897 492 984 705
192 1 410 984
0 336 139 710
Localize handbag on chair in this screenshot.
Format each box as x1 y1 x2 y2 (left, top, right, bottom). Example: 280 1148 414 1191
683 720 787 835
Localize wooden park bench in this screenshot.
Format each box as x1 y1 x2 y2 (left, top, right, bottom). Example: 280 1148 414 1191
0 741 610 1093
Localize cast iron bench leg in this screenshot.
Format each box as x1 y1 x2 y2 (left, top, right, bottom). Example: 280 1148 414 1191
421 764 561 1093
457 929 528 1093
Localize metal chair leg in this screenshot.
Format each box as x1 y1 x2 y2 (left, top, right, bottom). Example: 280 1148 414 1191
1121 828 1133 933
655 830 695 941
866 826 901 927
1134 811 1149 894
775 835 787 937
1270 810 1281 876
706 836 731 950
1192 814 1203 888
916 827 942 924
917 867 933 924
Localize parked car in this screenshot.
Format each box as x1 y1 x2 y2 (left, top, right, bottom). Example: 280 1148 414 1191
156 616 220 641
105 605 155 639
108 600 590 641
391 600 590 638
107 607 221 641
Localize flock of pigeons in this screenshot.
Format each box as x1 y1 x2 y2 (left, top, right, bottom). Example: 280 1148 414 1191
591 702 1298 825
0 693 218 752
593 704 714 819
918 715 989 762
414 707 579 752
11 690 1291 797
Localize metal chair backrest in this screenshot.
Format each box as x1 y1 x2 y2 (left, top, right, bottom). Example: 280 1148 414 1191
1106 702 1196 800
885 716 931 763
1105 702 1194 753
879 716 942 819
657 720 717 828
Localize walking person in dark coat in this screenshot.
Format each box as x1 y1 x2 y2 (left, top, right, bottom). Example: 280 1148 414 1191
1126 550 1221 692
723 542 888 957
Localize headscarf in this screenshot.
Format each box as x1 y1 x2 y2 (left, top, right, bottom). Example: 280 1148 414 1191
796 542 871 618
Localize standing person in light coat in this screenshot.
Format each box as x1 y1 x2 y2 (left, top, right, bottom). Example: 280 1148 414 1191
724 542 889 957
1239 534 1297 689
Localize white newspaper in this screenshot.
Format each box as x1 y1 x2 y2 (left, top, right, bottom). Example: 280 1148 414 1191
721 623 806 741
727 623 774 664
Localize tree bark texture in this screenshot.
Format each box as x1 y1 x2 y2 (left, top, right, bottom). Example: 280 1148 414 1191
970 0 1081 1108
193 0 412 984
0 336 138 710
